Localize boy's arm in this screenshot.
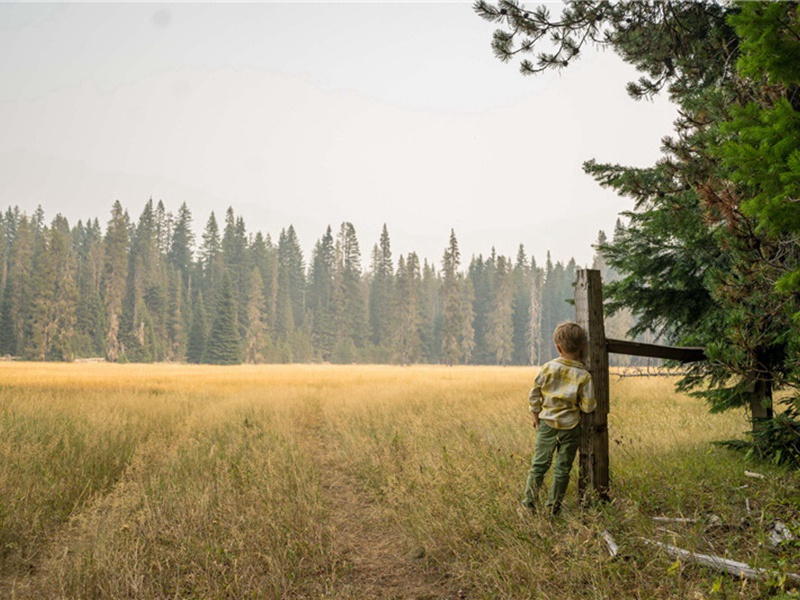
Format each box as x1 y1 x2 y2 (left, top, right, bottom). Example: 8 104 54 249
529 370 545 428
579 374 597 413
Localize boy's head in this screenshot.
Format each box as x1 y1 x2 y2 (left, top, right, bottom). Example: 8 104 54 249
553 321 587 356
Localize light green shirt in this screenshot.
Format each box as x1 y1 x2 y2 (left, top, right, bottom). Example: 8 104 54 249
529 357 596 430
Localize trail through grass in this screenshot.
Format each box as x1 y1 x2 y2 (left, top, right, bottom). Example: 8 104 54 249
0 363 798 599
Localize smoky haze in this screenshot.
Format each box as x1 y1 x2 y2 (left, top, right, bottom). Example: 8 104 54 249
0 2 676 266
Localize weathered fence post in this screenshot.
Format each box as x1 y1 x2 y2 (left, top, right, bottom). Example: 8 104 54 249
574 269 610 502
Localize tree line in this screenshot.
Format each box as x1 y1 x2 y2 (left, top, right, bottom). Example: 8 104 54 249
0 201 633 366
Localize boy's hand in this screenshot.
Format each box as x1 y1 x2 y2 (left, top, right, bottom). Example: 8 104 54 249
531 413 540 429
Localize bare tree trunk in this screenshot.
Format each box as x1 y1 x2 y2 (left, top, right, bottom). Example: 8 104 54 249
529 269 542 366
749 376 773 433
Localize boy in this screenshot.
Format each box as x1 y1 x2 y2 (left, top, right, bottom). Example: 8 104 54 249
521 321 596 516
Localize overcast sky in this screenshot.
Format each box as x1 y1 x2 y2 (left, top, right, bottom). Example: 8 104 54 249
0 2 677 268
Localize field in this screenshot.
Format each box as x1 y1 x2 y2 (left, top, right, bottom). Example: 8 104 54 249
1 363 799 599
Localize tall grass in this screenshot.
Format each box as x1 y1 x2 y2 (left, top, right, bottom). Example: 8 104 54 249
0 363 797 599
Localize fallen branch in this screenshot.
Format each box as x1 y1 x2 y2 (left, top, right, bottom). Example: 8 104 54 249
653 516 698 524
745 470 766 480
642 539 800 585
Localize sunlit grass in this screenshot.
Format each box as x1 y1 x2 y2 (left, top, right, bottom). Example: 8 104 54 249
0 363 797 598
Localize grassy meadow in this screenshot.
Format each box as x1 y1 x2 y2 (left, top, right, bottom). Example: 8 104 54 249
1 363 799 599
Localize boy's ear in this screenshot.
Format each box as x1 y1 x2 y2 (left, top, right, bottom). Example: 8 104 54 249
555 344 562 354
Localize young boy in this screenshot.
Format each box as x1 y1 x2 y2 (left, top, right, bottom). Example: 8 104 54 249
522 321 596 516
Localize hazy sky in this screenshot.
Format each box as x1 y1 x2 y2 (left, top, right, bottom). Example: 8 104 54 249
0 2 677 268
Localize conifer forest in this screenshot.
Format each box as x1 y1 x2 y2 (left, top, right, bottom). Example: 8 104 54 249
0 201 632 366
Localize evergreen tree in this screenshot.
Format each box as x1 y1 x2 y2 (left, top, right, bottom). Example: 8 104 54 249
186 290 207 364
22 216 78 360
511 245 532 365
420 259 441 363
468 254 494 364
244 268 269 363
336 222 368 352
120 200 165 362
102 201 129 361
718 2 800 308
73 219 106 356
250 231 278 344
393 253 423 364
204 272 241 365
0 215 33 355
154 200 171 258
168 202 194 289
308 226 337 360
276 225 306 338
460 274 476 365
441 230 464 365
487 255 514 365
199 212 221 274
529 256 545 365
165 268 186 360
221 207 251 337
369 224 394 349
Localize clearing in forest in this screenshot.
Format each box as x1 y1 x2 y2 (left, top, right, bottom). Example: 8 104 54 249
1 363 797 599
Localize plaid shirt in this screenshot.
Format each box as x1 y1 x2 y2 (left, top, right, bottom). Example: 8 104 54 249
529 357 596 430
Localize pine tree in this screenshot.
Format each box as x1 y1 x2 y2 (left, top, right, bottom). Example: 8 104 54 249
468 255 493 364
73 218 106 357
441 230 463 366
369 224 394 350
250 232 279 348
0 214 34 356
200 212 221 275
487 255 514 365
198 212 223 309
165 268 186 360
186 291 207 364
244 268 269 363
154 200 171 258
221 208 250 337
102 201 129 361
393 253 423 364
120 200 166 362
529 256 545 365
420 259 441 363
511 245 532 365
276 226 306 338
336 222 368 352
169 202 194 289
460 275 476 365
204 272 241 365
308 226 337 360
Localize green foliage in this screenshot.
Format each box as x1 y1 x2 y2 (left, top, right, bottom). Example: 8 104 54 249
204 273 242 365
369 224 394 349
186 292 207 364
714 3 800 311
716 411 800 470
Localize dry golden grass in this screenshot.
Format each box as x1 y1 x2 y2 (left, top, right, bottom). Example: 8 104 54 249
0 363 798 599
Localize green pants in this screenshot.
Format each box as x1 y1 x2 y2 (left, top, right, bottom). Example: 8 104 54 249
523 421 581 514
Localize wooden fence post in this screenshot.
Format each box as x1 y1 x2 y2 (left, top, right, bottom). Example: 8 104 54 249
575 269 610 502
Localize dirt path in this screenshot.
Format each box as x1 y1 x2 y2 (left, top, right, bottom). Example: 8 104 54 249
316 443 463 600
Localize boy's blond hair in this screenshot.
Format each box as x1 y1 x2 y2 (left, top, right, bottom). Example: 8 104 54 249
553 321 587 355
